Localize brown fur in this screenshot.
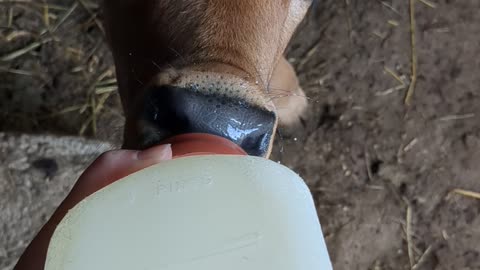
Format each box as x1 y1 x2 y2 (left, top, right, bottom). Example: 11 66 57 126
102 0 312 153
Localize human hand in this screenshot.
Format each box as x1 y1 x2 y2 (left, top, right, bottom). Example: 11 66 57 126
14 144 173 270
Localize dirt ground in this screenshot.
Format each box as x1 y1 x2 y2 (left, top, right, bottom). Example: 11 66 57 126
1 0 480 269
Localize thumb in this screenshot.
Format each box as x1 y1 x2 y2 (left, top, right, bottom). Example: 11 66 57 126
67 144 173 206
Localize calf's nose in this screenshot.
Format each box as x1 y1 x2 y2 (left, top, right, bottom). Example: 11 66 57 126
125 83 277 157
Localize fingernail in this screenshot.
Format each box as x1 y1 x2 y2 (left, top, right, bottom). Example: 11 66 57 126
137 144 172 161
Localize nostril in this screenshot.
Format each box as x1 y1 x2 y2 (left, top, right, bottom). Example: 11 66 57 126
134 84 277 157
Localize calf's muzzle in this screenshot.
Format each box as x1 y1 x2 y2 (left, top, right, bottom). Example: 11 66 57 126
124 83 277 157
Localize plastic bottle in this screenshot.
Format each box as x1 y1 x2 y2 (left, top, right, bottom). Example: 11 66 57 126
45 134 333 270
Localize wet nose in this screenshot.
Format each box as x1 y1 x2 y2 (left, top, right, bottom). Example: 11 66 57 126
127 85 277 157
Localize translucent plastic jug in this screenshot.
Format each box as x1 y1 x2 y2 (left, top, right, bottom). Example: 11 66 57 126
45 134 333 270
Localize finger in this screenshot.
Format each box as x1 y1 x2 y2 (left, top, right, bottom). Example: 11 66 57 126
68 144 172 207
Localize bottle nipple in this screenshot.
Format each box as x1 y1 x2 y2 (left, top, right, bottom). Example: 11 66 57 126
161 133 247 158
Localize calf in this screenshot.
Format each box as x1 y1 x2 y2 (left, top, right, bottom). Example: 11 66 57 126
102 0 312 157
